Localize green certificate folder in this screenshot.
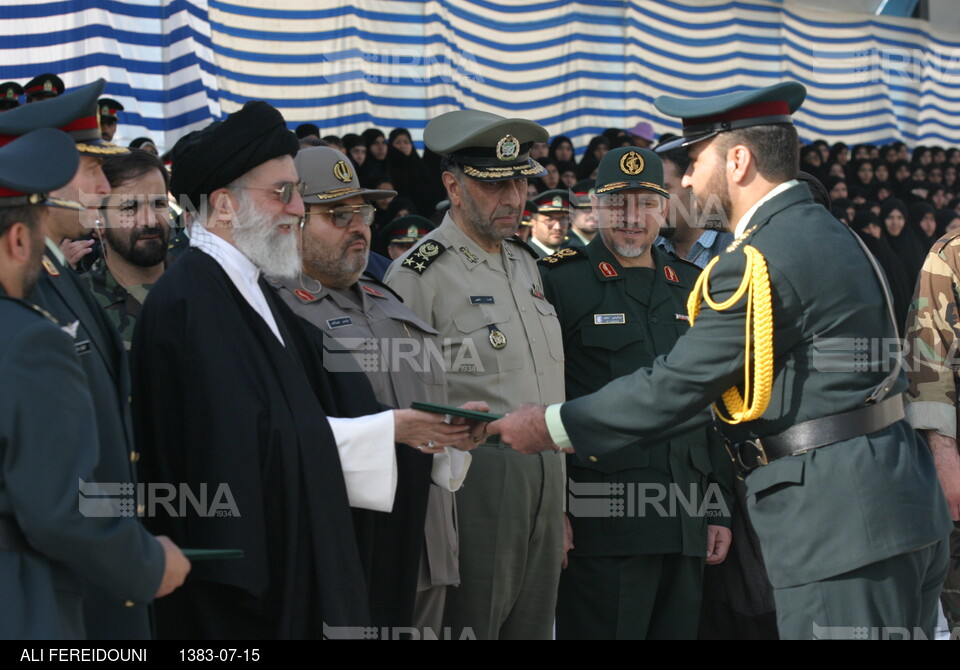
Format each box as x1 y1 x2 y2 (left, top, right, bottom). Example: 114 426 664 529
410 401 502 423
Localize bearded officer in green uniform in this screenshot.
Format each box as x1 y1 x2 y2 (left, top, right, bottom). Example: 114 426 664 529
489 81 953 640
541 147 734 639
384 110 566 640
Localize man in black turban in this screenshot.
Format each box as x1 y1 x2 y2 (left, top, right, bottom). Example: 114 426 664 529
131 101 472 638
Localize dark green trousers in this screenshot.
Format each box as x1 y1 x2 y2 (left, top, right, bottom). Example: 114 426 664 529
556 553 704 640
775 538 950 640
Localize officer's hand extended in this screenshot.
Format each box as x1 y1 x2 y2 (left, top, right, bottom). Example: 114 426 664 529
155 535 191 598
705 525 732 565
487 403 558 455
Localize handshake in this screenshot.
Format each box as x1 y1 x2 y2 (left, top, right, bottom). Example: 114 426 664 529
396 401 567 455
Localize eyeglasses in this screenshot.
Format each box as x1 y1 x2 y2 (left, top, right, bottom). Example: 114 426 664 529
241 181 305 204
306 203 375 227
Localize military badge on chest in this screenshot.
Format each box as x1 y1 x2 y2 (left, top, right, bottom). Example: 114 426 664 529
487 324 507 350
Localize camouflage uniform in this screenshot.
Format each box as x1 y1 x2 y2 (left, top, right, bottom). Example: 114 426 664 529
81 258 154 350
905 229 960 636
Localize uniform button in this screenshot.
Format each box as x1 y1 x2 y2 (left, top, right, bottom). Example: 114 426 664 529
128 396 132 404
650 317 658 323
530 338 536 343
538 371 544 376
124 600 135 607
588 456 598 463
136 504 145 515
129 451 140 463
521 307 526 312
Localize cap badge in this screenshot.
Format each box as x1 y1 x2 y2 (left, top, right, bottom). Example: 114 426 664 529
620 150 645 176
43 80 53 92
4 89 14 99
100 105 110 116
496 135 519 162
407 224 419 237
333 160 353 183
552 196 562 207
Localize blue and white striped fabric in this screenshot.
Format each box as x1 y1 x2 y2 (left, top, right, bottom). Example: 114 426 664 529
1 0 958 154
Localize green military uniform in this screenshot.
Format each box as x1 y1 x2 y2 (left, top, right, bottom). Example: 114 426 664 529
542 237 733 639
384 110 566 640
905 229 960 636
547 82 953 639
82 258 155 349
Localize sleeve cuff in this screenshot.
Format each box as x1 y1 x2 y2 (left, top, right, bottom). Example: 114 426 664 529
905 400 956 438
431 448 472 492
327 411 398 512
546 403 573 450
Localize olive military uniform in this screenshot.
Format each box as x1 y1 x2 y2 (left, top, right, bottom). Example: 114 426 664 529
82 257 156 350
385 214 566 639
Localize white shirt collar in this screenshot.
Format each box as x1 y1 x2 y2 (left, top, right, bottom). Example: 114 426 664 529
733 179 800 237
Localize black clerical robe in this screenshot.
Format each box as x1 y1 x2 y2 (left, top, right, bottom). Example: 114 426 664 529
131 248 373 639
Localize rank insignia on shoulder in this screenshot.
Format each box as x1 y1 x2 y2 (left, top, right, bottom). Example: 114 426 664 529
664 266 679 283
487 324 507 350
599 262 618 277
42 256 60 276
402 240 446 275
459 246 479 264
540 247 583 265
293 289 318 303
726 225 757 253
362 285 384 298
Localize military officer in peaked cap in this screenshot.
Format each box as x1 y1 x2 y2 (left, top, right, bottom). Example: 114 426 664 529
24 73 64 103
528 189 572 259
379 214 436 260
565 178 597 249
384 110 566 640
0 82 23 112
516 199 537 244
98 98 125 142
0 127 189 639
541 146 734 639
0 79 162 640
490 81 953 640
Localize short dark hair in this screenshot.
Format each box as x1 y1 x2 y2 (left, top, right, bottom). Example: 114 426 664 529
0 204 40 239
102 150 170 192
295 123 320 139
715 123 799 183
659 146 690 177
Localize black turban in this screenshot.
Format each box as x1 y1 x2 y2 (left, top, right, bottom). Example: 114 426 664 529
169 101 299 210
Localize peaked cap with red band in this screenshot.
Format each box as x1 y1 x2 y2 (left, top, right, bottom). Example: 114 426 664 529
0 79 128 157
0 128 80 209
653 81 806 152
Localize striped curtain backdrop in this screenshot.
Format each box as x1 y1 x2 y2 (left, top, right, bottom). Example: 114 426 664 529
1 0 958 153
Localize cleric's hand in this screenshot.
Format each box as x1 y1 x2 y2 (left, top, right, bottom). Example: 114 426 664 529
486 403 559 455
449 401 490 451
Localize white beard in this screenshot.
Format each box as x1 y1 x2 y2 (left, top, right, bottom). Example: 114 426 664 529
231 190 302 279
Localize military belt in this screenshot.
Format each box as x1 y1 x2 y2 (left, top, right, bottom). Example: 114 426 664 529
0 515 32 553
726 394 905 477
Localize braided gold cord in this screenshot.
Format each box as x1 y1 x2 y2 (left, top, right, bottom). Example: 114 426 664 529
687 245 774 424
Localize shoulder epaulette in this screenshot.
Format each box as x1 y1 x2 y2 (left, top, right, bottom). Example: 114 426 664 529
359 272 405 302
401 239 446 275
538 247 586 267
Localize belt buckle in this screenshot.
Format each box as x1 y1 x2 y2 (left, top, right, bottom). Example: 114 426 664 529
735 439 768 478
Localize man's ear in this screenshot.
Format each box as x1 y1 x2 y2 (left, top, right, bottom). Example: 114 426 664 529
442 172 463 208
727 144 753 186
